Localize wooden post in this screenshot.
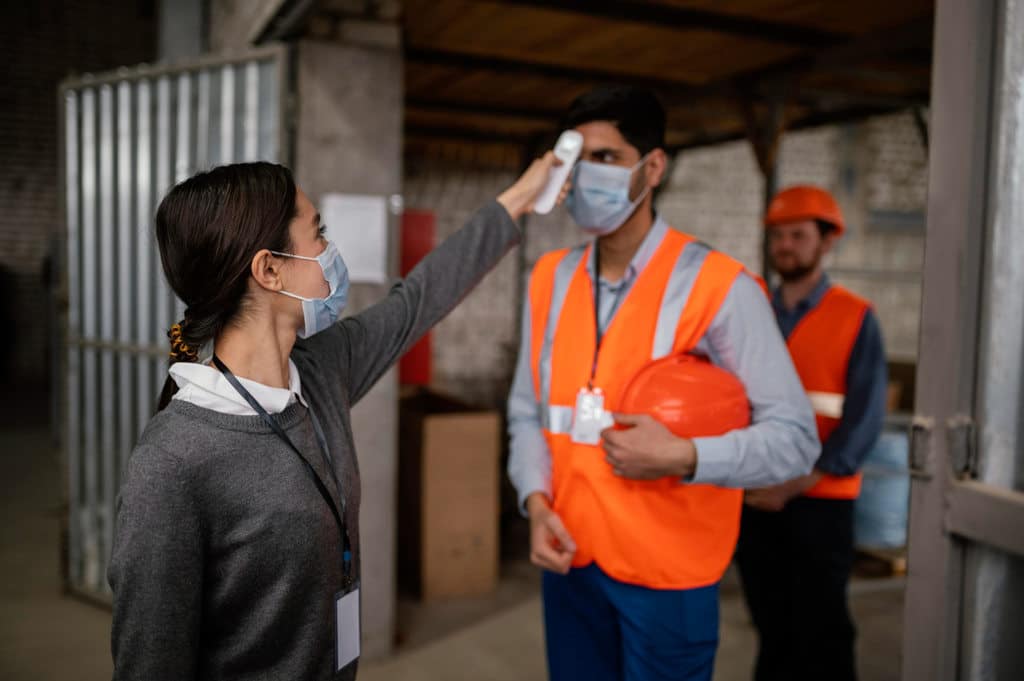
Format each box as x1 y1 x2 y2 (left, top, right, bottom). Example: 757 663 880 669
739 91 787 284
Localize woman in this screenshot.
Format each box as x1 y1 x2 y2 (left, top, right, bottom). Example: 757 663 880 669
109 156 562 680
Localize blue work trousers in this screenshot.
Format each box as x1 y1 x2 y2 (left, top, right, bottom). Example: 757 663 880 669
543 563 719 681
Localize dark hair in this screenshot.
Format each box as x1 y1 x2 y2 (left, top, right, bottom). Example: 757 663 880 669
815 219 838 237
564 85 666 155
155 161 297 410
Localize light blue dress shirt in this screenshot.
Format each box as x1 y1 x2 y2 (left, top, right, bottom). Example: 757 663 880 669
507 217 820 511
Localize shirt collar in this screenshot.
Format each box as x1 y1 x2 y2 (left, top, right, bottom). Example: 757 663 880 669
772 273 832 314
586 214 670 286
169 358 307 416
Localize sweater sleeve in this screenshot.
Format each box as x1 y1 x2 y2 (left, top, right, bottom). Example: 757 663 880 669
322 199 521 405
108 444 204 681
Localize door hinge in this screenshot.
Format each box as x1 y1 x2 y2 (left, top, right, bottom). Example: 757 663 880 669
947 415 977 479
909 415 935 478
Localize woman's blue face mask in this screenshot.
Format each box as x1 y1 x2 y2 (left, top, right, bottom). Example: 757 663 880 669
272 240 350 338
566 153 651 235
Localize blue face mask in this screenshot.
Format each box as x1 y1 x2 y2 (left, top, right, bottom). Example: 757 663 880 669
567 154 652 235
272 240 350 338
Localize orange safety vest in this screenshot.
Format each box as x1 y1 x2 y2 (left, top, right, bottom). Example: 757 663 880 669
528 228 746 590
785 285 872 499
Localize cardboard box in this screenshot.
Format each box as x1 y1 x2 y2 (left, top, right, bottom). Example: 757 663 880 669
398 389 500 600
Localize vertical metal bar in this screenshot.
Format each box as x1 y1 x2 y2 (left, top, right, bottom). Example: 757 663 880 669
136 79 153 430
962 0 1024 676
220 64 235 163
259 60 279 160
174 73 192 321
64 89 82 589
277 45 292 166
244 61 259 161
99 84 117 593
155 76 173 341
196 69 210 170
80 87 101 591
117 80 134 491
975 0 1024 502
901 0 995 679
175 73 193 182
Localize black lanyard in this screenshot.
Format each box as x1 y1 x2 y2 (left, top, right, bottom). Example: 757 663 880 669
212 355 354 584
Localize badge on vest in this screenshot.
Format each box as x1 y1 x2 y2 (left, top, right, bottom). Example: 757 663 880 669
571 387 613 445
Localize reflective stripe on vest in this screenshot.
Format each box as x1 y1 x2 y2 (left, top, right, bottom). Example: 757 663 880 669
807 391 845 419
537 241 713 434
787 286 871 500
527 228 746 589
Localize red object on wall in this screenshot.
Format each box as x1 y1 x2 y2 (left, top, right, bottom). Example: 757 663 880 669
399 210 436 385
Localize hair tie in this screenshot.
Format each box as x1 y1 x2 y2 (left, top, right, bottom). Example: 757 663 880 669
168 322 199 362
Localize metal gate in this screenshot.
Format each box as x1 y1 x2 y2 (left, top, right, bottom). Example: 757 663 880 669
903 0 1024 679
58 45 290 600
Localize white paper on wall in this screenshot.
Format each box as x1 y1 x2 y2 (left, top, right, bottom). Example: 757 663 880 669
320 193 389 284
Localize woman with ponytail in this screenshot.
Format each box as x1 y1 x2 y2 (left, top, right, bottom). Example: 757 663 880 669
109 158 564 680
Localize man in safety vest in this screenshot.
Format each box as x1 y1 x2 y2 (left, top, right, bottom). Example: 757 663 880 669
507 85 821 681
736 186 888 681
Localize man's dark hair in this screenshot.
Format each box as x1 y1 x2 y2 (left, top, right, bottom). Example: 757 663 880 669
815 219 838 238
564 85 666 155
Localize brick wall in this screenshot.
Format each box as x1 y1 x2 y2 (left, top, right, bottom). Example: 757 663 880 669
0 1 156 385
403 152 521 407
404 111 928 405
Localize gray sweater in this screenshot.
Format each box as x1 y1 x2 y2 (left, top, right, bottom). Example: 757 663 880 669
108 201 520 680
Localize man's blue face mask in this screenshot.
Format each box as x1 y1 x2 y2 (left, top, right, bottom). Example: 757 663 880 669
566 153 651 235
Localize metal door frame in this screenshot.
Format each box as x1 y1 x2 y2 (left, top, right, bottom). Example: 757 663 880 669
903 0 1024 678
56 44 292 603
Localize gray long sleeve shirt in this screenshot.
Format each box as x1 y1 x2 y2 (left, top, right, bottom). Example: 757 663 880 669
108 201 520 681
507 218 820 511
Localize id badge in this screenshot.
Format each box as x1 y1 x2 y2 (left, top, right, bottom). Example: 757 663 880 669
571 387 608 445
335 581 361 673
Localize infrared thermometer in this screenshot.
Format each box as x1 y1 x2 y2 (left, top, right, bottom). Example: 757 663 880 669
533 130 583 215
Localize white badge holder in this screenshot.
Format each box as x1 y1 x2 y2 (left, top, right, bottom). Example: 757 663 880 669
571 386 610 445
335 584 361 672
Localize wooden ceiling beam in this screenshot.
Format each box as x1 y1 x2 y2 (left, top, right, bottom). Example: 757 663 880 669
405 47 704 96
741 16 934 89
407 17 933 107
404 124 540 145
793 88 929 110
666 104 897 154
491 0 843 48
403 17 934 152
405 97 563 124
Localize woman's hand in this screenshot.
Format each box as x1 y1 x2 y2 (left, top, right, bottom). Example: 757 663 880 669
498 151 571 220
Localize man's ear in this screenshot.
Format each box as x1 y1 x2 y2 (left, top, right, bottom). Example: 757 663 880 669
250 249 284 293
646 148 670 188
820 231 839 256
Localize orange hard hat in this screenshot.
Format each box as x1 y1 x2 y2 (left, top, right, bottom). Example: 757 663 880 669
620 353 750 438
764 185 845 237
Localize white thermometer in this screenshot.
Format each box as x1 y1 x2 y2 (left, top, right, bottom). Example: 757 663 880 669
533 130 583 215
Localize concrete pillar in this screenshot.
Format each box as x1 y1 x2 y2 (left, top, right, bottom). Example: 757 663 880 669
158 0 205 61
292 38 404 660
208 0 288 53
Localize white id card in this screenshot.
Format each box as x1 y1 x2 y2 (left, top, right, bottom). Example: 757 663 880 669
571 387 609 445
335 586 361 672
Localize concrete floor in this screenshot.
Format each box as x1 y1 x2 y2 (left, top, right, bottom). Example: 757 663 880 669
0 418 905 681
